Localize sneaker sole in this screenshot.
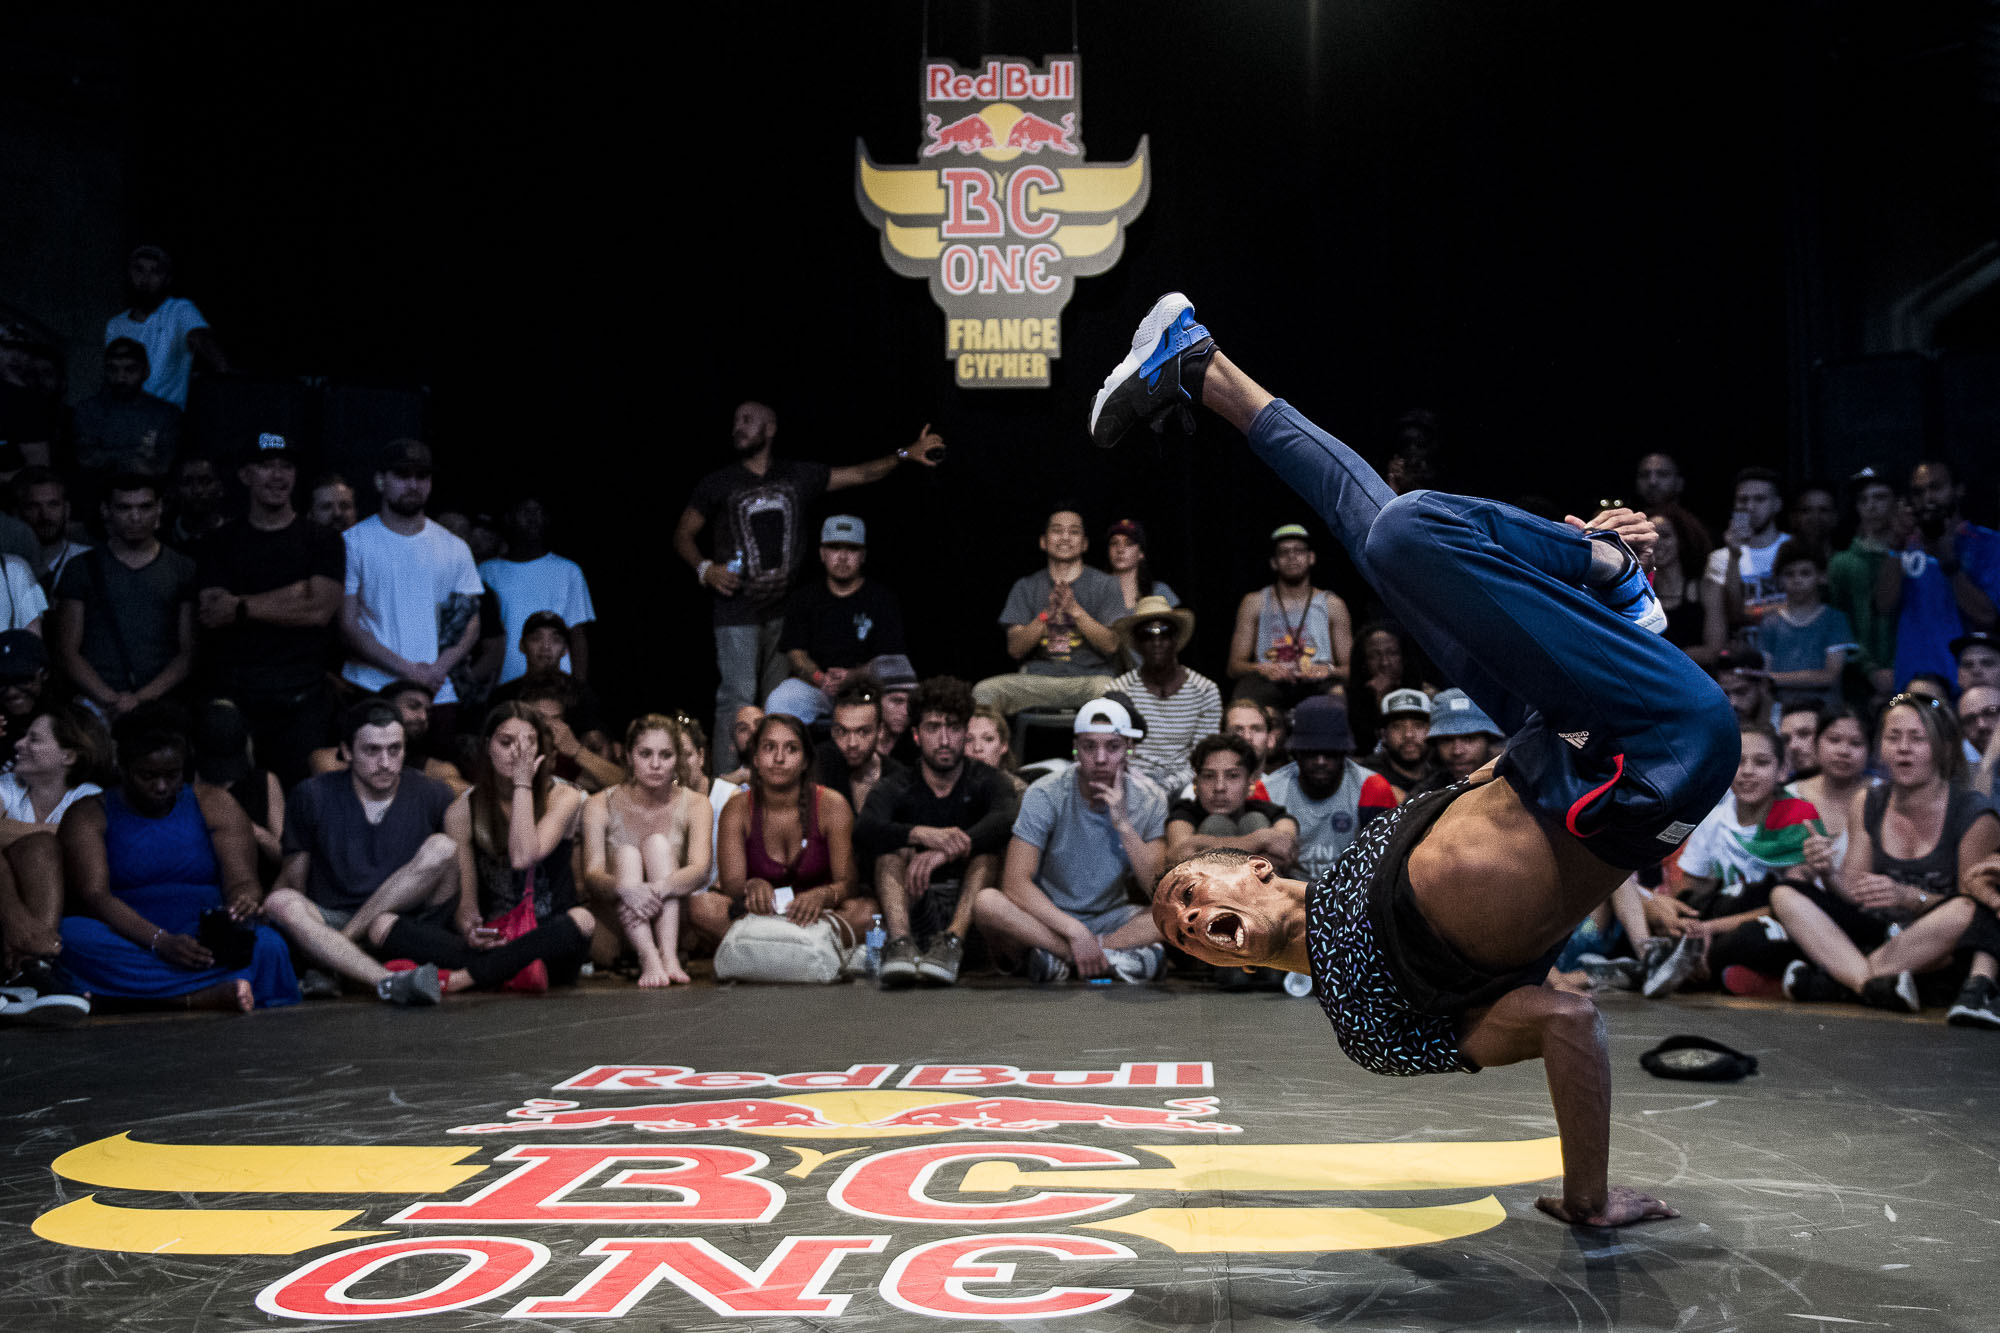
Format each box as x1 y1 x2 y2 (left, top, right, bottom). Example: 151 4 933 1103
1947 1005 2000 1029
1 994 89 1025
1088 292 1194 442
915 962 959 986
878 964 918 989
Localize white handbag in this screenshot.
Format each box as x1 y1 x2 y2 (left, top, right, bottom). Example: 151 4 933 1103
713 912 857 984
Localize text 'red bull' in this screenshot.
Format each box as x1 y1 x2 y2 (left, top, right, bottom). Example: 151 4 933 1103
451 1095 1239 1136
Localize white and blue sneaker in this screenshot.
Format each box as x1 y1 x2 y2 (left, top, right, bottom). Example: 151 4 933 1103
1586 530 1668 635
1088 292 1217 449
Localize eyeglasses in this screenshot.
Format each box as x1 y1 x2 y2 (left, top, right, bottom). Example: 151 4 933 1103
1966 705 2000 722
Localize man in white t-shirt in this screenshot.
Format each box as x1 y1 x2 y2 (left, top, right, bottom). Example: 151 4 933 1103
1702 466 1788 657
102 245 230 408
479 495 596 685
339 440 484 730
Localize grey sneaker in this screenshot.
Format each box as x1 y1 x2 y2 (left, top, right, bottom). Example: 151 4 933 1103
1642 934 1705 998
1576 953 1645 992
1025 948 1072 984
878 935 920 989
377 963 441 1007
1947 975 2000 1028
1106 943 1165 983
916 933 964 986
298 968 342 1000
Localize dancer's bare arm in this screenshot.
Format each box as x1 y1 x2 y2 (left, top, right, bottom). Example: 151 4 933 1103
1459 984 1677 1228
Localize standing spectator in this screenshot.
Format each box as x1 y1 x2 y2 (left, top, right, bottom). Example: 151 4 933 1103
193 433 343 789
0 323 60 476
1646 509 1709 659
1261 696 1399 885
1703 466 1789 657
52 473 195 719
1226 524 1351 711
972 697 1167 983
1788 484 1839 559
1761 541 1855 713
859 676 1017 987
480 495 596 686
339 440 483 727
1165 733 1299 869
1110 596 1220 796
307 474 357 534
103 244 230 408
15 467 88 590
1633 451 1685 510
768 516 906 726
1359 688 1434 793
1877 460 2000 690
1826 467 1900 695
72 339 180 482
165 457 227 548
973 509 1126 719
674 401 943 771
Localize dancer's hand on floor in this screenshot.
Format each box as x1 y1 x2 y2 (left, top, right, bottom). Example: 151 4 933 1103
1536 1185 1679 1227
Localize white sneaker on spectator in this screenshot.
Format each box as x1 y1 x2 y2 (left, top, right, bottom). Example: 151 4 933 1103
1106 944 1165 983
1026 949 1072 984
1642 934 1704 998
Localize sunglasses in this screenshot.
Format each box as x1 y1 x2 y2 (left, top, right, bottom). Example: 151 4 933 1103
1137 623 1176 639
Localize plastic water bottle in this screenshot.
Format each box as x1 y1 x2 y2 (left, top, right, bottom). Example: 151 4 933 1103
1283 971 1314 998
725 548 745 577
864 914 886 976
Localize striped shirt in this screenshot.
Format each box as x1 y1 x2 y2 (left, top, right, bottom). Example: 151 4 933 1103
1111 667 1223 796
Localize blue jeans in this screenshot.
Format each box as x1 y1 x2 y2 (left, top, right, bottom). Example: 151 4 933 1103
714 618 787 771
1247 399 1737 869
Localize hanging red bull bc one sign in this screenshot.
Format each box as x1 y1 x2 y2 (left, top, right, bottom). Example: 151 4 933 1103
856 55 1150 388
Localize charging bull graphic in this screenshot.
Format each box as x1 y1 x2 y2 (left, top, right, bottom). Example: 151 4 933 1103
921 113 996 156
453 1095 1240 1135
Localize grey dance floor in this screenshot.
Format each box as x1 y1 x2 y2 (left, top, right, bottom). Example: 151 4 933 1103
3 976 1995 1331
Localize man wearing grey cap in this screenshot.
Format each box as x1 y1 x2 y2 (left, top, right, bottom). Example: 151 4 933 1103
1359 687 1434 792
768 515 908 726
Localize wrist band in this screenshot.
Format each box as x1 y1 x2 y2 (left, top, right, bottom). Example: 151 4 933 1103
149 928 164 953
897 447 910 461
695 559 713 584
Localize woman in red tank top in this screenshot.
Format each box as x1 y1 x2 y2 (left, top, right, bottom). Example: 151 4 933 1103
690 713 875 944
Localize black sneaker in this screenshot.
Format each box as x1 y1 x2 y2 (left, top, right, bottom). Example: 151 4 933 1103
878 935 920 989
0 957 90 1025
1860 971 1921 1014
377 963 441 1007
1088 292 1216 449
1782 959 1856 1004
1947 975 2000 1029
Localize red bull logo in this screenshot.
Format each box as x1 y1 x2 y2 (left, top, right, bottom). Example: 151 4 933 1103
1004 111 1078 154
921 113 995 156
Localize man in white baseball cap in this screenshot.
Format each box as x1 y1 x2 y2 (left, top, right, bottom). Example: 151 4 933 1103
971 695 1168 983
1359 687 1434 792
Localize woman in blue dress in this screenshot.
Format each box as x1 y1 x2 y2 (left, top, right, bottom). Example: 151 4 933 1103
57 713 299 1011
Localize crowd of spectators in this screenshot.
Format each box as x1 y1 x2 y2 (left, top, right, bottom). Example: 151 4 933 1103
2 254 1999 1033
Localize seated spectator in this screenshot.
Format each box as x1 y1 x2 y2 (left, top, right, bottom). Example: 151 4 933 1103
859 676 1017 987
678 714 741 891
14 466 88 588
1642 722 1826 997
1261 696 1399 885
1226 524 1350 710
1761 541 1854 712
1961 684 2000 792
1955 631 2000 690
480 495 596 687
1777 701 1823 781
871 654 921 766
689 712 872 944
1703 466 1790 659
57 709 297 1011
1110 596 1219 795
369 702 594 995
1222 697 1276 800
1346 621 1431 755
1905 671 1954 705
1714 647 1776 727
260 699 460 1005
973 509 1126 718
1646 508 1710 659
1826 467 1899 695
193 432 344 789
579 714 712 987
965 704 1027 796
1407 688 1504 798
768 516 906 726
1105 517 1179 617
165 457 226 548
1787 704 1873 872
816 680 904 838
1773 693 2000 1016
516 683 625 793
1358 688 1433 794
72 338 180 483
105 244 229 409
1166 733 1298 869
973 696 1166 983
307 473 358 534
52 473 195 719
309 680 467 791
0 705 107 1012
0 631 54 766
716 703 763 787
339 440 484 732
190 699 284 873
1878 460 2000 690
0 707 105 826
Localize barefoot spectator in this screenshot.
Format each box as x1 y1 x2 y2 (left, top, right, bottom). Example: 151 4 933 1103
973 509 1126 718
73 339 179 481
307 474 357 534
1110 596 1219 796
676 401 942 770
339 440 483 726
57 710 296 1011
53 473 195 719
1165 733 1298 869
768 516 906 726
1876 460 2000 690
1227 524 1350 710
104 245 230 408
580 715 712 986
480 496 596 686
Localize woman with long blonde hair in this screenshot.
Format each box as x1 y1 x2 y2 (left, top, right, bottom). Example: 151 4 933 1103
579 713 713 987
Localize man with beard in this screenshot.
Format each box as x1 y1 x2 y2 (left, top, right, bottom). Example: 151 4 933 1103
339 439 484 737
858 675 1018 987
53 473 196 719
1875 460 2000 690
675 401 943 771
1261 696 1400 885
974 696 1168 983
103 244 230 408
1360 688 1434 794
1406 688 1506 800
193 433 344 789
769 516 907 727
816 680 904 831
13 467 85 590
1955 630 2000 690
1227 523 1352 710
308 679 467 793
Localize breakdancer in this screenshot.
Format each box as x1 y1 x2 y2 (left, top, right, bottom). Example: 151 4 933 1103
1094 294 1738 1228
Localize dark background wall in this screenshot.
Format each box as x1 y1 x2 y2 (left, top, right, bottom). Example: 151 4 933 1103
4 2 1996 728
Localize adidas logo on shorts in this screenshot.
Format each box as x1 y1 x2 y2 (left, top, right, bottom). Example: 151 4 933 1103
1559 730 1590 749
